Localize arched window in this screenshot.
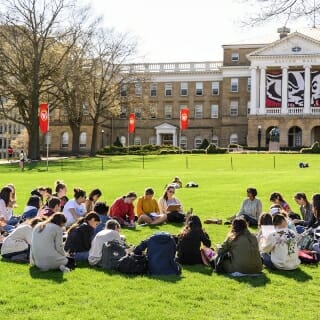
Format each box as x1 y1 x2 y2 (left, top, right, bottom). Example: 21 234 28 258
61 132 69 148
79 132 87 148
212 135 219 146
120 136 126 147
149 136 156 145
134 136 141 145
230 133 238 144
194 136 202 148
180 135 187 149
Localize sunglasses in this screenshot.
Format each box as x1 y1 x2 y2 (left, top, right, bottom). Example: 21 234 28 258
168 190 175 194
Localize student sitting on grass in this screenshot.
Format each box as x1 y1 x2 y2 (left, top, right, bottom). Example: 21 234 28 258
176 215 212 265
93 202 110 236
1 217 44 262
260 214 300 270
85 189 102 213
213 218 262 274
109 192 137 228
31 213 74 273
89 219 124 266
136 187 167 225
292 192 314 228
20 195 42 222
42 197 61 217
64 212 100 262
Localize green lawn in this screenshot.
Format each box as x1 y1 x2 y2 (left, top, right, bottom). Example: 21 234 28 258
1 154 319 320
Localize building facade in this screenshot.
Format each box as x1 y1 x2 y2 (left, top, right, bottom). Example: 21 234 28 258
47 28 320 153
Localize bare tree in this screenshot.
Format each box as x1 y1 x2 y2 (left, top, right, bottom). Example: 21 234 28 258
242 0 320 26
0 0 95 159
84 28 140 156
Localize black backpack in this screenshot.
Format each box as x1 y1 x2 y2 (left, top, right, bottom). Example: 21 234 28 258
167 211 185 223
116 253 148 275
101 240 127 270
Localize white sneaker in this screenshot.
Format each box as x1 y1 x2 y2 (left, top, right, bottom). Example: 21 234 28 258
59 265 70 273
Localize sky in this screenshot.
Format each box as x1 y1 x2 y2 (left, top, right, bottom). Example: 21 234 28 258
86 0 313 63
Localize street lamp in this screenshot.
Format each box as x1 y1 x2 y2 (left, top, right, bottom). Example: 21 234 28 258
257 125 262 151
101 129 104 149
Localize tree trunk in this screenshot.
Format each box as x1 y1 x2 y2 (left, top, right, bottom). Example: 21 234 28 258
70 125 80 155
90 121 99 156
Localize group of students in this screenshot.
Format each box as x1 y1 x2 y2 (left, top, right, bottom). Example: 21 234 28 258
0 179 319 275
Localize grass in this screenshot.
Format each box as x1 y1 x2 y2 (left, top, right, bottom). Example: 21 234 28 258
1 154 320 319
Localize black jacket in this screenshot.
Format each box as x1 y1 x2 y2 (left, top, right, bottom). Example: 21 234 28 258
64 223 94 253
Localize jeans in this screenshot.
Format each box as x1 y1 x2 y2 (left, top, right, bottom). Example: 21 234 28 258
261 253 276 270
240 214 258 227
73 251 89 261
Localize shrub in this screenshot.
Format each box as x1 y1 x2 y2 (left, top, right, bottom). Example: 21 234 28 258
301 141 320 153
191 149 206 154
199 138 209 149
206 143 227 154
113 136 123 147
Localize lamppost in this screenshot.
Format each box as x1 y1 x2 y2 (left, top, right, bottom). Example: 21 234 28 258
100 129 104 149
257 125 262 151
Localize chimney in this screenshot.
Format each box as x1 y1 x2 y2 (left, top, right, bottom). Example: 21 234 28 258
277 26 291 39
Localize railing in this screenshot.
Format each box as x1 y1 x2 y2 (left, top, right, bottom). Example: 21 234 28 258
258 106 320 116
122 61 223 73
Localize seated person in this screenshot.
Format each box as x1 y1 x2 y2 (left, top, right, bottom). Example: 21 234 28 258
20 195 42 222
42 197 61 217
170 176 183 189
176 215 212 265
63 188 87 227
134 231 181 275
109 192 136 227
260 214 300 270
292 192 314 228
93 202 110 236
64 212 100 261
136 188 166 225
213 218 262 274
88 219 123 266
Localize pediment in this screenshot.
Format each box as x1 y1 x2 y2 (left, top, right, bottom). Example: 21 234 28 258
248 32 320 57
155 122 177 130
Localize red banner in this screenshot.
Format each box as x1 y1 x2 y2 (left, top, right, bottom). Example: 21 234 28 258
39 103 49 134
128 113 135 133
180 108 189 130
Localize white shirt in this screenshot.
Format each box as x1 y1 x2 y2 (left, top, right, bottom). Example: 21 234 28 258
63 199 86 227
0 198 13 221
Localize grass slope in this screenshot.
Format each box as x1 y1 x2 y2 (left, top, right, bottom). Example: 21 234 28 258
0 154 319 320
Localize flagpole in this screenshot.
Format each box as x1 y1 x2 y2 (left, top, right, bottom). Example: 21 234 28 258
46 104 49 171
179 111 181 153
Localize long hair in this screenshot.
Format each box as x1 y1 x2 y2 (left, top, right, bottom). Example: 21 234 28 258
294 192 310 206
67 211 100 233
228 218 248 241
270 192 285 203
88 189 102 201
312 194 320 220
258 212 273 227
37 212 66 232
55 181 66 193
73 188 86 199
0 187 12 206
179 215 202 238
162 185 175 201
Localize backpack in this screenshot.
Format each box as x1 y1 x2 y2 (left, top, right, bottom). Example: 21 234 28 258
167 211 185 223
116 253 148 275
101 240 127 269
297 232 314 250
298 249 320 264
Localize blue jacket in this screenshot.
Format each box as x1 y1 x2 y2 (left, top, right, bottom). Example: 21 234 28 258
134 232 181 276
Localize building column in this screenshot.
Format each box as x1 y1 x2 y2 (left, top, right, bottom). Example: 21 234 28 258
250 66 258 114
259 67 266 114
304 64 311 114
156 132 161 145
281 66 288 114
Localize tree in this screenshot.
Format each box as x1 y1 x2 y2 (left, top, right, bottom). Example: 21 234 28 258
242 0 320 25
0 0 94 159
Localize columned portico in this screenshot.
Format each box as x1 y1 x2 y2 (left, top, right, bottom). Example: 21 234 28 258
259 67 266 114
154 123 178 146
304 64 311 113
250 66 258 114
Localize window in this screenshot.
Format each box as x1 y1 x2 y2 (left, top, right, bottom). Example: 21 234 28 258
0 125 3 134
120 84 127 97
180 82 188 96
61 132 69 148
82 103 89 115
164 105 172 119
134 107 141 119
247 78 251 92
230 133 238 144
230 100 238 116
120 136 126 147
119 106 127 119
247 101 251 115
211 104 219 118
194 136 202 148
150 105 157 119
45 132 51 146
135 83 142 96
231 78 239 92
150 84 157 97
180 135 187 149
79 132 87 148
165 83 172 96
195 82 203 96
231 52 239 61
194 104 203 119
134 136 141 145
212 135 219 146
149 136 156 145
212 82 219 95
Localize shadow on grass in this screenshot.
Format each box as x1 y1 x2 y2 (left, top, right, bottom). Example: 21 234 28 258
182 264 213 276
219 272 271 287
29 266 67 283
91 266 182 282
267 267 313 282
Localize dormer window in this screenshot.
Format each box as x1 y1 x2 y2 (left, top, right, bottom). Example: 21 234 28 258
231 53 239 61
